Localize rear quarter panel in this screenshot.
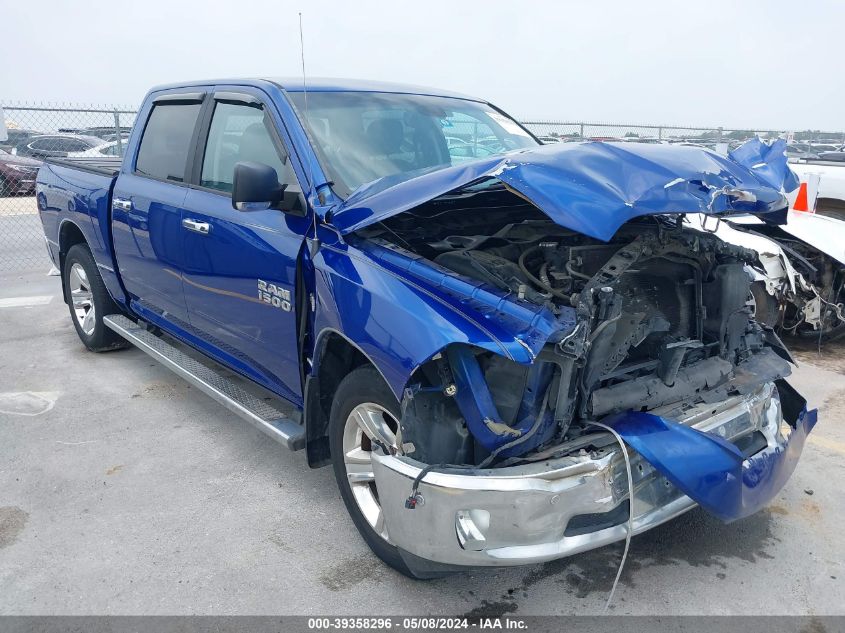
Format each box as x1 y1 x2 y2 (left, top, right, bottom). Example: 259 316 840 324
36 163 126 305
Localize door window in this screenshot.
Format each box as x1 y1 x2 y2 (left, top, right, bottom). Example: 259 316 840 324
30 138 55 150
200 101 290 193
135 103 202 182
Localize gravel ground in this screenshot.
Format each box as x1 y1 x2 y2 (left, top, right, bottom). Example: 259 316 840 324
0 268 843 616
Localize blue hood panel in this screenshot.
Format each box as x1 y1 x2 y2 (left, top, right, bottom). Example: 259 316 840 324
331 139 797 242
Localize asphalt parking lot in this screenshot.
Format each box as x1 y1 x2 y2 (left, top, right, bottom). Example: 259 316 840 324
1 265 844 616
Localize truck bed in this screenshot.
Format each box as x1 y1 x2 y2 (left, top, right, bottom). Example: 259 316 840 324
45 156 122 176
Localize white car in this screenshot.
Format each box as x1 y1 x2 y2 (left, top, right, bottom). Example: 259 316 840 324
790 161 845 219
67 139 128 158
687 210 845 340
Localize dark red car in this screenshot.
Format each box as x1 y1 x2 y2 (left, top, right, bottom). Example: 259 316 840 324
0 149 41 196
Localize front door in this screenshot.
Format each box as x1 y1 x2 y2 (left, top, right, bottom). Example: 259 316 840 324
180 91 309 404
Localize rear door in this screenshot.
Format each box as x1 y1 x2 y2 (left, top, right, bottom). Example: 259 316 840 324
179 88 310 403
111 92 205 323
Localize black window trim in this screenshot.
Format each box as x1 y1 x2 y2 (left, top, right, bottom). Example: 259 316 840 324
213 91 262 107
131 92 208 186
186 90 297 199
152 91 205 104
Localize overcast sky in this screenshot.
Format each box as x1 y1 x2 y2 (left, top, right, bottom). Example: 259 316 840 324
2 0 842 130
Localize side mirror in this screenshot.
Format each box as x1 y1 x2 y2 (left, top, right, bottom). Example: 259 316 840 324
232 161 285 211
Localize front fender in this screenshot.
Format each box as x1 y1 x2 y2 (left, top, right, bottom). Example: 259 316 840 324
311 233 566 399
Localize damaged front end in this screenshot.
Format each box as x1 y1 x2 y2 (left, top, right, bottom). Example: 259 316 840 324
729 214 845 340
336 140 817 570
686 212 845 341
373 382 813 567
352 214 816 570
395 222 796 460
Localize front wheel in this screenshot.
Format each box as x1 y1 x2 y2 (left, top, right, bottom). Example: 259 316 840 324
747 281 780 329
329 366 418 577
816 199 845 222
63 244 128 352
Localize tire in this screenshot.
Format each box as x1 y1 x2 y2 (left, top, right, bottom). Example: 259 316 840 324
748 281 780 329
329 366 418 578
815 199 845 222
63 244 128 352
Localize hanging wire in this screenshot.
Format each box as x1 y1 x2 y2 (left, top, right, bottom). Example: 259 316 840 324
587 420 635 612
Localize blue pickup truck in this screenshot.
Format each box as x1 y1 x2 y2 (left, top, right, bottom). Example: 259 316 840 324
37 78 816 578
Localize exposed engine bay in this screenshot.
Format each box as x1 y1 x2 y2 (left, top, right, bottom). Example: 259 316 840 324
357 185 794 466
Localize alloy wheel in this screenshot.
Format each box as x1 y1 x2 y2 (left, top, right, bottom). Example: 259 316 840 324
69 262 96 336
341 403 403 543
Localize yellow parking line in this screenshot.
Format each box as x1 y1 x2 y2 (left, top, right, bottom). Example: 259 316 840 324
808 435 845 454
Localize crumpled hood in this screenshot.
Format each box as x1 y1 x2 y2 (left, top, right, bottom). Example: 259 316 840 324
329 138 799 242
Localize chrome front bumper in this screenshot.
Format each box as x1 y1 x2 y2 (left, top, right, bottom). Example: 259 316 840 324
371 383 787 567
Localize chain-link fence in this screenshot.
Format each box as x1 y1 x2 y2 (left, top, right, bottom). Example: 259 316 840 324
0 103 137 273
2 102 844 274
520 121 845 147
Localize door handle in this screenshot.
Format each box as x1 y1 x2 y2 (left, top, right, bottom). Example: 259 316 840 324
113 197 132 211
182 218 211 235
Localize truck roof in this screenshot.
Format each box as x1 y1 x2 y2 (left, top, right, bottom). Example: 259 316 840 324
148 77 482 102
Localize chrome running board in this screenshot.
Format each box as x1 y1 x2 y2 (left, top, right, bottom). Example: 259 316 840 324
103 314 305 451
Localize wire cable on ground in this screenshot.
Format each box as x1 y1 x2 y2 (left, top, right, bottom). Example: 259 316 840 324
401 418 635 611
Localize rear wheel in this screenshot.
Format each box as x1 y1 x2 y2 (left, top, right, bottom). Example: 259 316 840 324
329 366 417 577
63 244 128 352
